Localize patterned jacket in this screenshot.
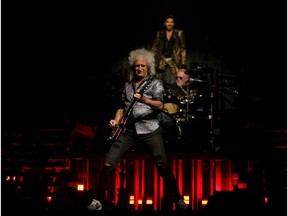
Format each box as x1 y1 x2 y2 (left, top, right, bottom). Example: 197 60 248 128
151 29 186 70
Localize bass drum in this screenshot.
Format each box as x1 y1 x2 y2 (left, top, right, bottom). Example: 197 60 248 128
157 111 180 149
163 88 180 114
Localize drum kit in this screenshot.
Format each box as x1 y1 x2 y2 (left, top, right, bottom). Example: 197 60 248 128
162 66 212 140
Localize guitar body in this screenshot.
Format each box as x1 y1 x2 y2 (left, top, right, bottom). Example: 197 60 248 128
107 115 128 143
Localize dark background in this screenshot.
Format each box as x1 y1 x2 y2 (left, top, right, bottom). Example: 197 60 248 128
2 2 287 213
2 0 287 130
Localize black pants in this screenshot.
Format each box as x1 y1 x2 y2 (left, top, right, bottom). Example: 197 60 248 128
95 127 183 204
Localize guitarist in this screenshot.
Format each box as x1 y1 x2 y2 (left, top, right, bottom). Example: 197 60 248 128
87 48 188 210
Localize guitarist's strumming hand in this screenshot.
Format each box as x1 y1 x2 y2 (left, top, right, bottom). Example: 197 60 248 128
109 119 118 127
109 108 124 128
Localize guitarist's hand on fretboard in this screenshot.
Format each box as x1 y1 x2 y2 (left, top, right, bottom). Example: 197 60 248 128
133 92 143 101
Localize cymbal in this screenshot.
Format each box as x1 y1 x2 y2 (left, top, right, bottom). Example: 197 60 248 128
188 78 204 82
185 67 213 75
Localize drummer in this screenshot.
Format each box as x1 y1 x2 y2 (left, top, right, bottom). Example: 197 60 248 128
166 68 190 97
165 68 202 119
163 69 189 114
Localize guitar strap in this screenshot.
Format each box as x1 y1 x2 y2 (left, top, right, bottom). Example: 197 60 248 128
126 76 152 114
125 77 154 122
134 76 152 92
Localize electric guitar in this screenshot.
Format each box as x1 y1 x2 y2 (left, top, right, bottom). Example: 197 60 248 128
107 79 151 143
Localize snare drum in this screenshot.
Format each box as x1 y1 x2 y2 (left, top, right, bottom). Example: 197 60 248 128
163 89 180 114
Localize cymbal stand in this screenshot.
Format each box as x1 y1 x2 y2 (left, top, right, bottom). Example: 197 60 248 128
179 83 191 123
208 91 214 152
207 69 218 152
185 84 190 123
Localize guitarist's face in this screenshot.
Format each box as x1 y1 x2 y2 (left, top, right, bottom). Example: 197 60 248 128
134 59 148 79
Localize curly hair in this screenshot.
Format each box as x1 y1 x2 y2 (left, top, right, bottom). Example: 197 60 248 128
128 48 156 81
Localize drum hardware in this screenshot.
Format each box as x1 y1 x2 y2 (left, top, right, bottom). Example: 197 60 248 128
176 118 186 123
176 83 193 123
163 83 206 139
208 91 215 152
179 90 198 105
184 83 191 122
188 78 204 82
